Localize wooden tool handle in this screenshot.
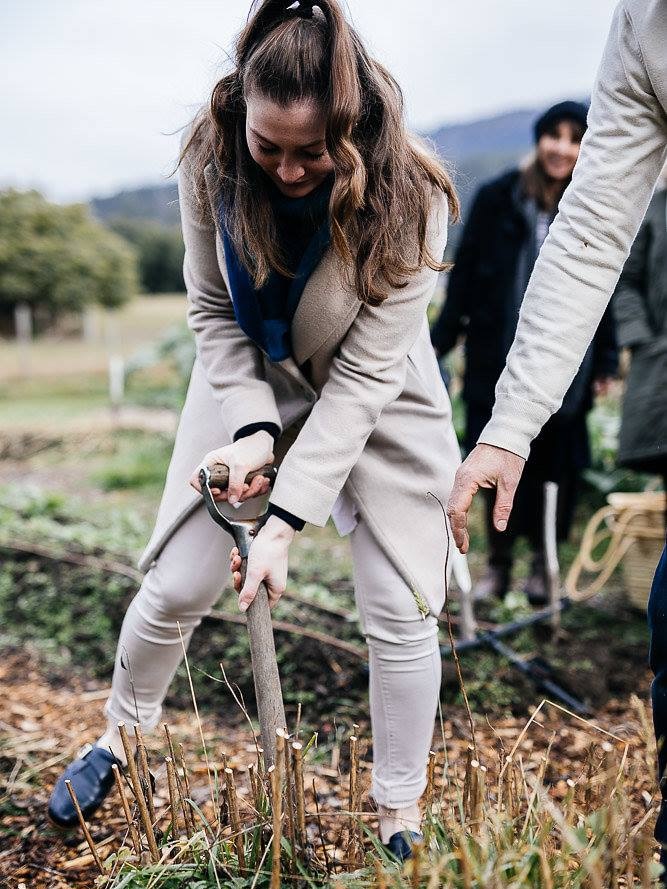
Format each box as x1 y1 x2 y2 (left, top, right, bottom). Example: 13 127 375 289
237 558 286 768
208 462 275 491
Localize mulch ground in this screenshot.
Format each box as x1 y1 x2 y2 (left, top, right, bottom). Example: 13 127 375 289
0 648 661 888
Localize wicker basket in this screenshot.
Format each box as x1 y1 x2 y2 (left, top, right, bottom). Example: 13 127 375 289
607 492 665 610
566 491 666 608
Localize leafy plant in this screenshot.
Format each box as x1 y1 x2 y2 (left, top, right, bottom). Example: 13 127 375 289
0 189 138 321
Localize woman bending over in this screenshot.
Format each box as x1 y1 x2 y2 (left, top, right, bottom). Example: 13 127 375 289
49 0 461 857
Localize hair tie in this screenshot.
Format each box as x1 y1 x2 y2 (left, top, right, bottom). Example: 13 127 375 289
287 0 316 18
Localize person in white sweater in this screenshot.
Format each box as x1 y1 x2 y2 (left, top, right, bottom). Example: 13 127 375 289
446 0 667 868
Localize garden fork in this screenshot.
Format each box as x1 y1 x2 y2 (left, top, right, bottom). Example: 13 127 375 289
199 463 285 767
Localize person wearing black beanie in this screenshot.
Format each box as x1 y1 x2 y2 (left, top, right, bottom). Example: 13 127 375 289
534 100 589 144
431 98 617 604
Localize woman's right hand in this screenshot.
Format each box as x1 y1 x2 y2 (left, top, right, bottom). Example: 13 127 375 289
189 431 274 505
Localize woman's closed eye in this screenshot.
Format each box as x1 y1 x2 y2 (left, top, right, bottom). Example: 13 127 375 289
256 142 326 161
256 142 279 156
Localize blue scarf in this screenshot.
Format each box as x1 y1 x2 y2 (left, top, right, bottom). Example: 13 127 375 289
218 178 332 362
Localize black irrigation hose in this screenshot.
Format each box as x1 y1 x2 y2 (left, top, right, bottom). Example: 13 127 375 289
439 596 591 715
440 597 572 656
482 635 591 716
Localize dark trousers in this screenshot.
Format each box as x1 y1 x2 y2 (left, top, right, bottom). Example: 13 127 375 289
468 403 585 571
483 467 580 572
483 487 541 570
648 545 667 843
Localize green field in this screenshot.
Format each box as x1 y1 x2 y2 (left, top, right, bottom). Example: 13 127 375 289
0 294 186 430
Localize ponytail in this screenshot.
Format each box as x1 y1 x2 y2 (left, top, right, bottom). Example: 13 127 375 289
182 0 459 305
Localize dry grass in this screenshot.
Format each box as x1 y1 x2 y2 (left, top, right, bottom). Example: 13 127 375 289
0 294 185 385
1 650 662 888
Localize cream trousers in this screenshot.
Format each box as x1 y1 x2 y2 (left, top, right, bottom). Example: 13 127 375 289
103 503 441 808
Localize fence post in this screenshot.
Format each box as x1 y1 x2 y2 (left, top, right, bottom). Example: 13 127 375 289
14 302 33 377
109 355 125 417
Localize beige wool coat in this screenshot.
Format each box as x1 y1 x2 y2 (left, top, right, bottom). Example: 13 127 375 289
480 0 667 458
139 153 461 616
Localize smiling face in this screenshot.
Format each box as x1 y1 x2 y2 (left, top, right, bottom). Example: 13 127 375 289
536 119 583 182
245 93 334 198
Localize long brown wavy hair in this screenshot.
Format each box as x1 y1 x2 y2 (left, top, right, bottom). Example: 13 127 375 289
181 0 459 306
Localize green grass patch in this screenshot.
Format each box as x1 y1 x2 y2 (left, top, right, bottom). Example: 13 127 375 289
93 432 174 492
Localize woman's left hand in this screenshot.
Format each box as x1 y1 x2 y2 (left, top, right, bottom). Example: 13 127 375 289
229 516 296 612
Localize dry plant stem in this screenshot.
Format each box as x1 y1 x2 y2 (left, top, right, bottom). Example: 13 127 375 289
163 724 193 838
347 734 359 864
112 764 142 856
538 845 554 889
462 745 474 820
424 750 437 845
624 834 635 887
313 777 331 876
410 840 422 889
64 780 105 874
427 492 477 757
224 768 245 872
373 857 388 889
425 749 437 816
606 798 619 887
584 743 597 810
468 760 481 835
292 742 307 850
476 765 487 832
165 757 179 840
526 774 605 889
177 621 218 828
133 723 155 822
118 723 159 863
496 750 505 816
177 743 196 836
270 733 285 889
640 831 653 887
499 700 547 782
563 779 576 827
262 763 273 811
295 702 302 740
248 762 263 814
173 739 223 889
282 730 297 868
0 537 143 582
456 829 473 889
425 859 443 889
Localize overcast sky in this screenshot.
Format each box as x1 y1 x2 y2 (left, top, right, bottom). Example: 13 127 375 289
1 0 616 203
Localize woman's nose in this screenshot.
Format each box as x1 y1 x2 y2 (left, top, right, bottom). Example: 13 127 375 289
277 160 305 184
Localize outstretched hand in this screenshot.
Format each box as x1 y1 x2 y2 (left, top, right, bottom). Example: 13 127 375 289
446 443 526 553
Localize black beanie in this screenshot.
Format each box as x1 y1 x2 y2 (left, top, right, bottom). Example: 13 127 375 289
533 100 588 143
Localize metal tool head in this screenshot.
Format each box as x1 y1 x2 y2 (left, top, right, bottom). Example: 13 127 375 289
199 466 270 556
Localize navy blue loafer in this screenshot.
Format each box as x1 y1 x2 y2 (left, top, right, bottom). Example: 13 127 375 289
48 744 122 828
384 829 422 862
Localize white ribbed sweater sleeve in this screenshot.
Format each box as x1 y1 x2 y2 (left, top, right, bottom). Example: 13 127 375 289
479 2 667 458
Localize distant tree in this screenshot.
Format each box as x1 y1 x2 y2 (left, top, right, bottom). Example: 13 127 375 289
108 218 184 293
0 190 138 325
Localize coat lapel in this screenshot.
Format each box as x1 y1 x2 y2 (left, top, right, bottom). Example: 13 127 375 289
203 163 361 372
290 248 361 366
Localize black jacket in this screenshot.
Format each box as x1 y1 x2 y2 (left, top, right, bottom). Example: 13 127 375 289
613 188 667 472
431 169 618 429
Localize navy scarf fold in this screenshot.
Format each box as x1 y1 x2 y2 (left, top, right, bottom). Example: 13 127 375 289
218 178 332 362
